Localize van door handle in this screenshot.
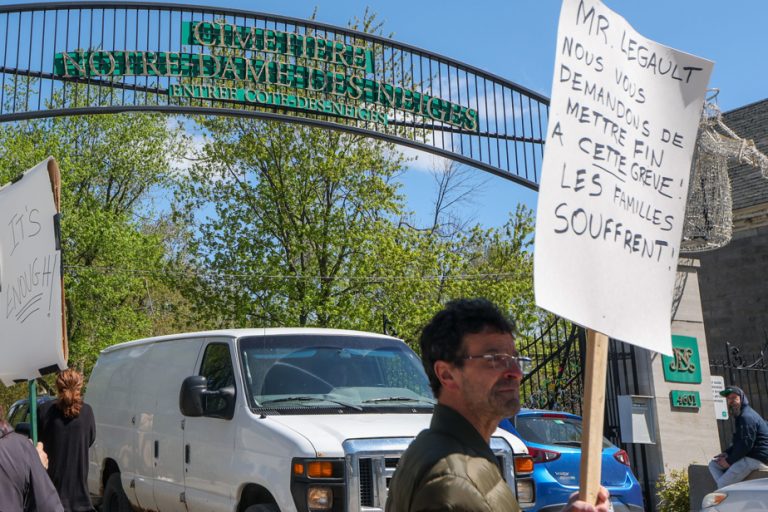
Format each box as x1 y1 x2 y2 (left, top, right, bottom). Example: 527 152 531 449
185 443 190 464
154 440 159 458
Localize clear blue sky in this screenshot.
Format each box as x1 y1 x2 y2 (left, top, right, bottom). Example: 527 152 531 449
9 0 765 228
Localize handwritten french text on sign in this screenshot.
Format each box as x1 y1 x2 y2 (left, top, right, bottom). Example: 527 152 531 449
534 0 713 355
0 158 65 386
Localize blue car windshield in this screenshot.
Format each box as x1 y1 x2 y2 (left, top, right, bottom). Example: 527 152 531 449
517 415 613 449
238 334 435 411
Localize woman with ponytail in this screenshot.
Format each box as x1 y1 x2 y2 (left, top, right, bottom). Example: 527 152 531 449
38 368 96 512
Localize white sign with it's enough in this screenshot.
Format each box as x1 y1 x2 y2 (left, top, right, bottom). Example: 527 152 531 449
0 158 65 386
534 0 713 355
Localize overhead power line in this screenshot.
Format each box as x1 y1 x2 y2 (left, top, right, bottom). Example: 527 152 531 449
63 264 526 282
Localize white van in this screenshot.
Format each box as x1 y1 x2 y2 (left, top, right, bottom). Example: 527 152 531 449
85 328 534 512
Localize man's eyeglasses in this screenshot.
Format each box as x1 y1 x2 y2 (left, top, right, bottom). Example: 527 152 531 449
463 353 532 374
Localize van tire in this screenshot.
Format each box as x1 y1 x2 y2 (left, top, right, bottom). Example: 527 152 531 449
244 505 279 512
103 473 133 512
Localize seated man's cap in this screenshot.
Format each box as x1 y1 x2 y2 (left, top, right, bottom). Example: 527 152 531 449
719 385 744 397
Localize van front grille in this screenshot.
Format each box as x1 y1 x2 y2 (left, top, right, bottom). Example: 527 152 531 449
344 436 517 512
344 438 414 512
359 458 373 507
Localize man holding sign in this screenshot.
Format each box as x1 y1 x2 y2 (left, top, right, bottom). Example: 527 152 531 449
386 299 610 512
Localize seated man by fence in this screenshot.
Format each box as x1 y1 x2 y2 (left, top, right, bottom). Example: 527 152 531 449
708 386 768 488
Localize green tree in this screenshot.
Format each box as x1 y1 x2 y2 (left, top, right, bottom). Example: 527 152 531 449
176 121 537 345
175 117 408 328
367 205 537 345
656 468 690 512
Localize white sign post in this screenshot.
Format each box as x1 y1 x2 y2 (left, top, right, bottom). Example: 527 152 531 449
0 157 67 386
534 0 713 503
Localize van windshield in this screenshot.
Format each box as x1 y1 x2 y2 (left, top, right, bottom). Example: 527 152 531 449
238 334 435 412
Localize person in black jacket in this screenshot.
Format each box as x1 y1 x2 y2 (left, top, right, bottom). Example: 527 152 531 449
708 386 768 488
0 403 64 512
38 369 96 512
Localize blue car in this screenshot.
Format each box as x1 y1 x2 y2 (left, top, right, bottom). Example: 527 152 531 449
500 409 644 512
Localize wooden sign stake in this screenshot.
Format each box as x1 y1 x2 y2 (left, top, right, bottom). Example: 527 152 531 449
47 157 68 363
579 329 609 504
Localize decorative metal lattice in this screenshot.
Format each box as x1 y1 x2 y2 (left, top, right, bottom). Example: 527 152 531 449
712 340 768 370
0 2 549 190
681 100 768 252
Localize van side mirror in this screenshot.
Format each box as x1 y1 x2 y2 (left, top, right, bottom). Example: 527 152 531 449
179 376 207 417
213 386 236 419
218 386 235 401
180 377 236 418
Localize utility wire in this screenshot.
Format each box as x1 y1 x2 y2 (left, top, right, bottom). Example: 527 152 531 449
63 264 527 282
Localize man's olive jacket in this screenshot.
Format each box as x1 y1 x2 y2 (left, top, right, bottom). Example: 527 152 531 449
385 404 521 512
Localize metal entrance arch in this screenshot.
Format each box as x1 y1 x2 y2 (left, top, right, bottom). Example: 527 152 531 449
0 1 548 190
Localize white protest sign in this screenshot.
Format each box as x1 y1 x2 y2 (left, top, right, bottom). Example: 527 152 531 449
534 0 713 355
0 158 67 386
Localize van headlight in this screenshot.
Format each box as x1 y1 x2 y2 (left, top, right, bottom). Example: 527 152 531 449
291 458 344 512
516 478 535 504
702 492 727 508
307 486 333 510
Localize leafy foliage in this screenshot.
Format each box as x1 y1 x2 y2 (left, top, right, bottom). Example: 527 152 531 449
174 118 406 327
174 113 537 349
656 468 690 512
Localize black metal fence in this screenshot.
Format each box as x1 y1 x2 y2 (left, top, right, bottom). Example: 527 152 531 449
709 341 768 451
519 316 585 415
604 339 655 512
519 320 654 511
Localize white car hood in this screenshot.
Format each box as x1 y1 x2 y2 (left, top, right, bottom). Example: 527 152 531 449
720 476 768 492
266 413 527 457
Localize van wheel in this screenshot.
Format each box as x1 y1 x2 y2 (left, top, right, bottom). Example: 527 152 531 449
102 473 133 512
244 505 279 512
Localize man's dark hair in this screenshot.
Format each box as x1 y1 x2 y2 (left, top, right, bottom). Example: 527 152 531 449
419 298 515 397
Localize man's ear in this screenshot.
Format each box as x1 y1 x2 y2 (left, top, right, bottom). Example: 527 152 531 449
434 360 460 391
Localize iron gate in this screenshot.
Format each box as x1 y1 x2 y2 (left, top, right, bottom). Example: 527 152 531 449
519 316 585 415
519 319 655 511
604 339 655 512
